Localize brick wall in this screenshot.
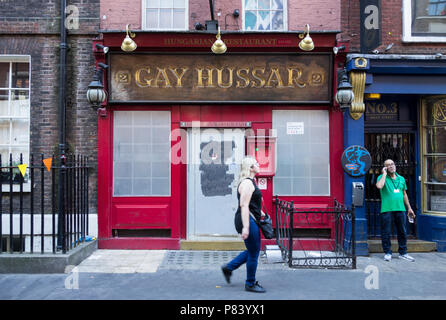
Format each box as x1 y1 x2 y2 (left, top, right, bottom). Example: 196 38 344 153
340 0 446 54
100 0 141 30
100 0 340 32
288 0 340 31
0 0 100 213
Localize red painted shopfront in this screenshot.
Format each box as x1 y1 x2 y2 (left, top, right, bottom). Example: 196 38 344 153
93 31 346 250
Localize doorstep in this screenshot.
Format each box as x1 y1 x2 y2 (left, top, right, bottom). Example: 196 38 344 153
180 240 245 251
367 239 437 253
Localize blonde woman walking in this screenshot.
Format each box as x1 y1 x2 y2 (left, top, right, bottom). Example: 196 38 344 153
221 156 266 293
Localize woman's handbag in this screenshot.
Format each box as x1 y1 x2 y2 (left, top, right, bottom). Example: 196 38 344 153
255 212 275 239
249 196 275 239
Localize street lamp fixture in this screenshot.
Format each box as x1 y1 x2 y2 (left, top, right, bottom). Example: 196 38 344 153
298 24 314 51
121 24 137 52
87 68 106 109
335 70 354 112
211 27 227 54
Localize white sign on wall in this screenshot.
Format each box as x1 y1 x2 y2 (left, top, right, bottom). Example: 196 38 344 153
287 122 304 135
258 178 267 190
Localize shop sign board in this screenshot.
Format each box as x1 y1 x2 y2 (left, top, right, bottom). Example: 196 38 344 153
109 53 331 104
365 101 398 121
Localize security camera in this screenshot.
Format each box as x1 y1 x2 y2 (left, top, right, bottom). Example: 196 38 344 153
98 62 109 69
194 22 205 30
233 9 240 18
95 43 109 54
384 43 394 52
333 44 346 55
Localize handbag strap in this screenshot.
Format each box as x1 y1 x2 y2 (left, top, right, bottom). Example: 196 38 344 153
261 195 269 218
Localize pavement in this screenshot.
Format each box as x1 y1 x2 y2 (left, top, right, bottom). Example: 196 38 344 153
0 249 445 300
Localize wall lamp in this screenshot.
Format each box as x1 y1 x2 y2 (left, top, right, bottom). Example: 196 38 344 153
335 69 354 112
95 43 109 54
333 44 346 55
121 24 137 52
298 24 314 51
211 27 227 54
87 66 107 113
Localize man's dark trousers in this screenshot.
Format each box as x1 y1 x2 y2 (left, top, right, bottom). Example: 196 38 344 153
381 211 407 255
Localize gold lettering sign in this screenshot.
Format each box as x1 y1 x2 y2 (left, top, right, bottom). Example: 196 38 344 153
110 54 331 103
365 101 398 121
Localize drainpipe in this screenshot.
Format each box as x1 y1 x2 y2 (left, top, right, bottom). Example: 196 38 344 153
57 0 67 252
209 0 215 20
206 0 218 31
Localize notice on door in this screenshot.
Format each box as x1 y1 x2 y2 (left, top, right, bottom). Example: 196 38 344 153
287 122 304 135
258 178 267 190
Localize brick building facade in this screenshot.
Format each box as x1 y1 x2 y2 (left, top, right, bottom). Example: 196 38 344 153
0 0 100 251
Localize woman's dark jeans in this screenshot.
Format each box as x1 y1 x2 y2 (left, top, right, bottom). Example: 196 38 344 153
381 211 407 255
225 216 261 286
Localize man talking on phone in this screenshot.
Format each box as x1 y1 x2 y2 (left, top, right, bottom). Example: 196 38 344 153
376 159 416 262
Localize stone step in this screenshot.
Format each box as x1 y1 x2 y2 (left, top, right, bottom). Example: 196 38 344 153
180 240 245 251
367 239 437 253
180 240 438 252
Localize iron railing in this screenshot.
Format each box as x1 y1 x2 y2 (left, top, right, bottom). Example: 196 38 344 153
275 196 356 269
0 153 90 254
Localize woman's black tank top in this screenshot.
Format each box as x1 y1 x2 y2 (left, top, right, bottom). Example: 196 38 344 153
234 178 262 233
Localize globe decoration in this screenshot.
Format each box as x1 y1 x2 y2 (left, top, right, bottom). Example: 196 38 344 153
341 145 372 177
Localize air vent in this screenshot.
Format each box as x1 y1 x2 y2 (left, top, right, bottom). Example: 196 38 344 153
292 228 331 238
114 229 171 238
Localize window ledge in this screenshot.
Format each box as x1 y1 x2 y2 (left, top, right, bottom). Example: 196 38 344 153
402 36 446 43
422 211 446 216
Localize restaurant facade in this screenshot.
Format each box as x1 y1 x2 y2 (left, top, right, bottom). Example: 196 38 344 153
93 31 351 250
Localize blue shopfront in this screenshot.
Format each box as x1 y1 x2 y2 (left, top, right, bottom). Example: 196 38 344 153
344 54 446 253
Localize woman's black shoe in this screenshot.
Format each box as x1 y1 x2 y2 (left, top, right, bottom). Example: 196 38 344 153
221 265 232 284
245 281 266 293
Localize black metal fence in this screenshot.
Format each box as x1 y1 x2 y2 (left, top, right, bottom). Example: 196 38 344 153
275 196 356 269
0 153 90 254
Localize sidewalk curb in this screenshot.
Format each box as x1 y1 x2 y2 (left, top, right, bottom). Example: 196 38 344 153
0 240 97 274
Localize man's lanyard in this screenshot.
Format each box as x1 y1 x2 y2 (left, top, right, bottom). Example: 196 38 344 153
389 175 401 190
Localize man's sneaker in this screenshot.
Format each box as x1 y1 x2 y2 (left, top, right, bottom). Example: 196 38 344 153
399 254 415 262
384 253 392 261
221 265 232 284
245 281 266 293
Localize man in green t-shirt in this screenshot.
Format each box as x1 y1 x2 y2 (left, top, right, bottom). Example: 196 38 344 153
376 159 416 262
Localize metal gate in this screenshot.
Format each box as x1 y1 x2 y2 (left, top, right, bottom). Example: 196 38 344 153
364 132 417 238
